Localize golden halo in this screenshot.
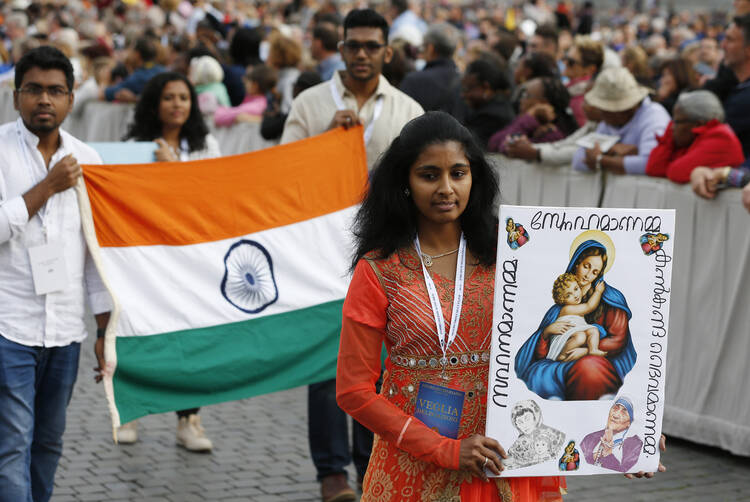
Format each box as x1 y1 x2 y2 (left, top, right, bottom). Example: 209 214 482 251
569 230 615 274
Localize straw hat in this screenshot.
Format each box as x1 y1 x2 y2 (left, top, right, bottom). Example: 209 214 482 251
584 67 650 113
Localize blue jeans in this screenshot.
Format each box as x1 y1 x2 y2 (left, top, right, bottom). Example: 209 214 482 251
0 335 80 502
308 378 373 481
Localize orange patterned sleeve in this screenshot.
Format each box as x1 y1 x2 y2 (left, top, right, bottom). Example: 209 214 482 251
336 259 461 470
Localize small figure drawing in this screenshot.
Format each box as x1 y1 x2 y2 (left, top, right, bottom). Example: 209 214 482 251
506 217 530 249
546 273 608 361
581 396 643 472
640 233 669 255
558 441 580 471
503 400 565 470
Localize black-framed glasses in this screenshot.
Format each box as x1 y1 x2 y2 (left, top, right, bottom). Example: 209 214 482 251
18 84 70 98
564 56 581 66
340 40 386 55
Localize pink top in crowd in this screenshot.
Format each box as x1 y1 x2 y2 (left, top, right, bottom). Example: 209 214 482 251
213 95 268 127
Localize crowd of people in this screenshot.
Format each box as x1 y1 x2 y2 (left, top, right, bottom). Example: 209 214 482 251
1 0 749 207
0 1 746 502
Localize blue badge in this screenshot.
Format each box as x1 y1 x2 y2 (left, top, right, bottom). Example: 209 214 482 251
413 381 465 439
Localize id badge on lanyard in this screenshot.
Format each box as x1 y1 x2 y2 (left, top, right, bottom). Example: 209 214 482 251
411 234 468 438
17 123 70 295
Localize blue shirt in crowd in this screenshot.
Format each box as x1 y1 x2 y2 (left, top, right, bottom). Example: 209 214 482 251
316 53 346 81
573 97 671 175
104 63 166 102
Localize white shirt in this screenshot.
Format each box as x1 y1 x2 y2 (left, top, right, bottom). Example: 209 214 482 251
0 118 111 347
281 71 424 170
179 134 221 161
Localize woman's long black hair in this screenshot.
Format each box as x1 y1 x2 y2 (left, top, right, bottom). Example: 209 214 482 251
352 111 499 269
540 76 578 137
123 71 209 152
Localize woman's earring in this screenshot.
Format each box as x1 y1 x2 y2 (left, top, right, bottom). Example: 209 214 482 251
404 188 410 197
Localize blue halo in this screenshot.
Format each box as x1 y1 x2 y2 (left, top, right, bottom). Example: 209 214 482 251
221 240 279 314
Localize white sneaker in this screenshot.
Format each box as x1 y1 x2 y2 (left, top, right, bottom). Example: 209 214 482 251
176 414 213 452
117 421 138 444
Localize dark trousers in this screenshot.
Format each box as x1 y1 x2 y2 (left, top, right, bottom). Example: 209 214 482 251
308 378 372 481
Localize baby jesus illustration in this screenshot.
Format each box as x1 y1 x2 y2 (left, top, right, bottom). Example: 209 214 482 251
545 274 607 361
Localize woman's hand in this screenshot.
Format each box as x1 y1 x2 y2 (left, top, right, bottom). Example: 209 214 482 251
154 139 179 162
458 434 506 481
595 281 605 294
625 434 667 479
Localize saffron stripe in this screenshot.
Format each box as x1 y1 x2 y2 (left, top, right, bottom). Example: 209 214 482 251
82 127 367 247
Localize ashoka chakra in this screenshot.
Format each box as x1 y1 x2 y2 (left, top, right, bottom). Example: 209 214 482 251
221 240 279 314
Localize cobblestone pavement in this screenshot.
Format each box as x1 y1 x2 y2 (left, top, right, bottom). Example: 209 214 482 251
53 344 750 502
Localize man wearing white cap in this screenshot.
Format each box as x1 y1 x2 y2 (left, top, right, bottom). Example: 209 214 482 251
572 67 670 174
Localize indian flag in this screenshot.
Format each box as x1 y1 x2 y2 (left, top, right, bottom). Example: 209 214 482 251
78 127 367 427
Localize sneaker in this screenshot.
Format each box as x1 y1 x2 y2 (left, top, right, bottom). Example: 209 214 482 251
116 421 138 444
176 414 213 452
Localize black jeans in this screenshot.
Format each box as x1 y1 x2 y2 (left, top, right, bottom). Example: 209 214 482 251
308 378 372 481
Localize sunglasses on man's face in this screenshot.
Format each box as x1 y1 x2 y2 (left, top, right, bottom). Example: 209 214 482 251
340 40 386 55
564 57 581 67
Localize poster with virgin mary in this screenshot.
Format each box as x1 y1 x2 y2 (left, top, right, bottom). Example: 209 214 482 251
515 236 637 401
485 205 675 477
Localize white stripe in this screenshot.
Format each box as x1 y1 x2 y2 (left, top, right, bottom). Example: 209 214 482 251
100 208 356 337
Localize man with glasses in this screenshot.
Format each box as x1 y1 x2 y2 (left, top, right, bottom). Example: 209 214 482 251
281 8 422 171
0 46 111 502
281 9 422 502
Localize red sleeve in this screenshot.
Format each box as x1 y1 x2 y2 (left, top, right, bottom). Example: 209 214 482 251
597 306 629 354
336 260 461 470
664 124 746 183
645 121 677 178
535 335 550 360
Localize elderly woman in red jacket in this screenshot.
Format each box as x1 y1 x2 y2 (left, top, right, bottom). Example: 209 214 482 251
645 90 744 183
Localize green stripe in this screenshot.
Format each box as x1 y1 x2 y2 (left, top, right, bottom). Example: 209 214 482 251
113 300 343 423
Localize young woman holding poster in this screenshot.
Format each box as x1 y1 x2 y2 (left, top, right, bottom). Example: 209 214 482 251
336 111 565 501
117 72 220 450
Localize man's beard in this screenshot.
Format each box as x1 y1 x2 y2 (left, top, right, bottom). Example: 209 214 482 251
24 117 59 135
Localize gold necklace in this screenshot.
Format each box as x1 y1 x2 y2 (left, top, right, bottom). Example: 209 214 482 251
421 248 459 267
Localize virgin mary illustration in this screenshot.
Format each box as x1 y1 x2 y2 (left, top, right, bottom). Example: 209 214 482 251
515 231 637 400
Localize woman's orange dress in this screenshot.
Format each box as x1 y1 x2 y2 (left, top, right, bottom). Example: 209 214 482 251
336 249 566 501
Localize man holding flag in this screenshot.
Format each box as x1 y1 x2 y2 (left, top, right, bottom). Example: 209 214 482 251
0 46 111 502
282 8 422 502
